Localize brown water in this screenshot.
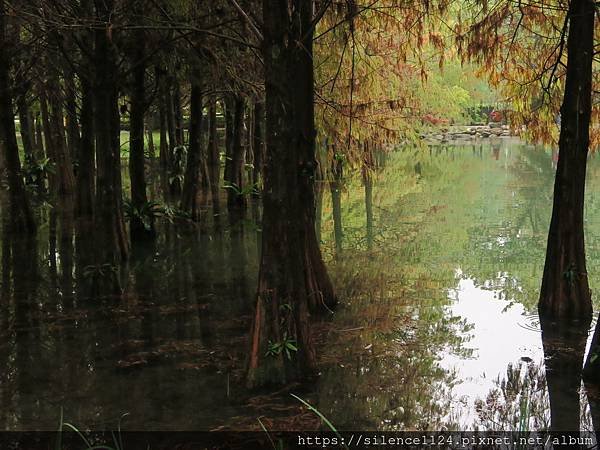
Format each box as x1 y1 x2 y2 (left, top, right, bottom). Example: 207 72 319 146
1 139 600 432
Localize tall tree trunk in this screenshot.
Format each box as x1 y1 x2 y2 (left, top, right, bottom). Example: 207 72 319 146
181 80 203 220
173 80 184 147
252 101 264 197
16 95 34 169
167 80 182 196
224 95 234 184
146 118 155 160
128 29 154 241
247 0 336 388
77 74 95 216
77 0 95 215
363 142 374 250
206 97 221 220
538 0 595 319
63 59 81 161
49 83 76 196
0 2 35 233
330 154 343 258
94 0 129 264
157 67 169 171
226 96 246 213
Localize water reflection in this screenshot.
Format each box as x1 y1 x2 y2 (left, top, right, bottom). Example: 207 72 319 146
2 141 600 433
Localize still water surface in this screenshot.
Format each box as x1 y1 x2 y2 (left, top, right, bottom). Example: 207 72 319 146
1 139 599 431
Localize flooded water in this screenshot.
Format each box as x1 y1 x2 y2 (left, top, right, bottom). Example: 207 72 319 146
2 138 600 432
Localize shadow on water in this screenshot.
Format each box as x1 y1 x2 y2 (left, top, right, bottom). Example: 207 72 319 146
3 141 600 434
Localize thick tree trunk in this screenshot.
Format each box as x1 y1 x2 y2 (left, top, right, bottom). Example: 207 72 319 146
247 0 336 388
539 0 595 320
77 74 95 217
541 318 589 433
181 80 204 220
226 96 246 213
40 76 76 197
128 30 154 241
0 3 35 233
206 97 221 219
94 0 129 263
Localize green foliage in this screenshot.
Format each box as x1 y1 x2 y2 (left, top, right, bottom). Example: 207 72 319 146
123 199 163 231
265 333 298 360
24 157 53 186
83 263 118 281
223 181 260 197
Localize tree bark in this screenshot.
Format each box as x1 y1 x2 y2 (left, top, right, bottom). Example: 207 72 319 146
157 67 169 171
247 0 336 388
0 2 35 233
538 0 595 320
77 73 95 217
128 27 154 241
181 80 204 220
330 154 343 258
252 101 264 197
541 318 589 433
206 97 221 220
94 0 129 263
16 95 34 169
226 96 246 213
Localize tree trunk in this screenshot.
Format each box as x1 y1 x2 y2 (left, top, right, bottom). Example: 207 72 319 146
63 58 81 161
538 0 595 320
330 154 343 258
16 95 35 169
76 0 95 216
224 95 234 185
128 29 154 241
181 80 203 220
207 97 221 220
157 67 169 171
0 2 35 233
40 76 76 197
541 318 589 433
247 0 336 388
252 101 264 197
167 80 182 196
226 96 246 213
363 142 374 250
77 73 95 217
94 0 129 264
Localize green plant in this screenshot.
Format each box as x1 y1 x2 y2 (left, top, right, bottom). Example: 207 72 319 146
55 409 130 450
265 332 298 360
24 157 54 186
123 199 163 230
290 394 347 449
223 181 260 197
83 263 117 281
257 417 284 450
162 204 192 223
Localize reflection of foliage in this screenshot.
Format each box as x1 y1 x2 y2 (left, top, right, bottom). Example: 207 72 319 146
474 361 550 432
